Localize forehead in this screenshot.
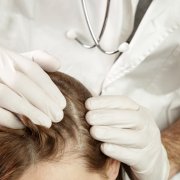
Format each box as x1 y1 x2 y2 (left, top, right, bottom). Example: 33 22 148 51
19 161 103 180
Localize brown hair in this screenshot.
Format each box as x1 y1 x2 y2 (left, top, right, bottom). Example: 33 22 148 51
0 72 126 180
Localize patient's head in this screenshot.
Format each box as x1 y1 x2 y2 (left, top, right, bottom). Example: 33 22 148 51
0 72 121 180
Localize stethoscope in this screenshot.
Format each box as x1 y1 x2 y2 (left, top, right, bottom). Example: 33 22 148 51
66 0 129 55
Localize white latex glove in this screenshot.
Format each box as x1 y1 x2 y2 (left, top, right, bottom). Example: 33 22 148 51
86 95 170 180
0 48 66 129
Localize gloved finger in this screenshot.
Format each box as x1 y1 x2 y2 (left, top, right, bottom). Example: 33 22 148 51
0 83 52 127
0 107 24 129
1 72 63 123
15 54 66 109
86 108 146 129
100 143 140 166
85 95 139 110
21 50 61 72
90 126 147 148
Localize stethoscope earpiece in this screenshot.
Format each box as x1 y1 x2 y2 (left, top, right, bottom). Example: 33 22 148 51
118 42 129 53
66 30 78 40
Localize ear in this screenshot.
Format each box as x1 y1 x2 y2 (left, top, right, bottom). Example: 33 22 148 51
105 158 120 180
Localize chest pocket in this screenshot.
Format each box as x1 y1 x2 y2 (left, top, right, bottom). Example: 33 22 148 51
147 45 180 95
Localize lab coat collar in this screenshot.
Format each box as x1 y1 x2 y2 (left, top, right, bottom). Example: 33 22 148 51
102 0 180 88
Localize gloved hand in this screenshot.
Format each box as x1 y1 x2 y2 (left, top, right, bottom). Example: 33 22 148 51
0 48 66 129
86 95 170 180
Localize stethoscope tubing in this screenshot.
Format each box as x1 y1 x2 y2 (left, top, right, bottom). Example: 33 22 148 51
76 0 120 55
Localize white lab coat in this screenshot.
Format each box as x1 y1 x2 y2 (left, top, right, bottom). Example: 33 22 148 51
0 0 179 178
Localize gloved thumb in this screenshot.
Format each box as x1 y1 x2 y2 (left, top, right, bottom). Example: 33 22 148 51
21 50 61 72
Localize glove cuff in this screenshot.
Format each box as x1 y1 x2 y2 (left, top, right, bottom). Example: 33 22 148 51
131 145 170 180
